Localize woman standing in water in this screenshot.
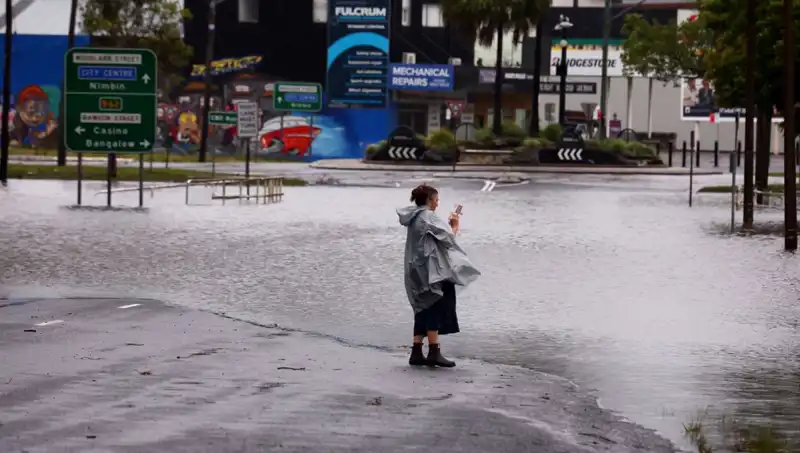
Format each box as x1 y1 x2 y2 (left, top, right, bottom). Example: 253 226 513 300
397 185 481 367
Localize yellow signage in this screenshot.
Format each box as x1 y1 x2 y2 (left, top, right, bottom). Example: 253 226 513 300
191 56 263 76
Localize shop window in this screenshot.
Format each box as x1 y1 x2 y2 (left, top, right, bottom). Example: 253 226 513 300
402 0 411 26
422 4 444 28
544 103 556 123
238 0 258 23
313 0 327 23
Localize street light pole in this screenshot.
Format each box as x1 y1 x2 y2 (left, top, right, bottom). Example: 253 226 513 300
599 0 611 139
555 15 572 127
783 0 797 250
198 0 217 163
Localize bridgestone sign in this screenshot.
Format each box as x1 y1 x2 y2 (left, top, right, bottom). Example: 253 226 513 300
551 57 618 70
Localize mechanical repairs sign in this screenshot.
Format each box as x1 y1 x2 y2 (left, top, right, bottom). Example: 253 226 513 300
389 63 454 91
326 0 390 108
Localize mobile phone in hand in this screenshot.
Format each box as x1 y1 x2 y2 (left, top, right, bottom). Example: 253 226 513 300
454 204 463 215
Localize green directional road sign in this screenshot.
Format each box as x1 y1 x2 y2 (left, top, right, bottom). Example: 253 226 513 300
64 47 157 153
273 82 323 112
209 111 237 126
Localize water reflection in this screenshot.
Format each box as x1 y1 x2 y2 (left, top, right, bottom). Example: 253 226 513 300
1 180 799 449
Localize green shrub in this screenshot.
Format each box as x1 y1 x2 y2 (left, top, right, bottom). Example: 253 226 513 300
584 139 657 158
522 137 553 148
475 128 495 145
541 123 563 142
626 141 657 158
425 128 457 151
364 140 386 158
501 120 527 139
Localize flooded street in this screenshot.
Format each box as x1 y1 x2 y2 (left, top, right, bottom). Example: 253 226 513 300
2 175 799 450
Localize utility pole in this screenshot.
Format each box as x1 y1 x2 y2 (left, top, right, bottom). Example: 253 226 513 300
1 0 13 185
783 0 797 250
198 0 216 163
599 0 611 139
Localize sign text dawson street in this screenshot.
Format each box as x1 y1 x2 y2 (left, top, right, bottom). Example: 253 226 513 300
64 47 157 153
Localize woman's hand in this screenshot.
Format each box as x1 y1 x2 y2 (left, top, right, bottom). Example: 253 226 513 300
449 213 460 234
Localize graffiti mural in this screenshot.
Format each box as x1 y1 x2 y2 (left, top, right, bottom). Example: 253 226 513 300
254 90 390 161
9 84 60 147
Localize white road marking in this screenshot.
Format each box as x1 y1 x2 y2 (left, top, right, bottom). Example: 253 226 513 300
480 181 497 192
118 304 141 309
35 320 64 327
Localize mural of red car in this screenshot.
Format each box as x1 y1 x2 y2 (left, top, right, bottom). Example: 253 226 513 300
259 116 321 157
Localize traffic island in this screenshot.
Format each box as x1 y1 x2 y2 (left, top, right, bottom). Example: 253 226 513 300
364 123 665 168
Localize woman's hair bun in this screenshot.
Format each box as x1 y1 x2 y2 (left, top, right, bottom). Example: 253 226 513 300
410 184 438 205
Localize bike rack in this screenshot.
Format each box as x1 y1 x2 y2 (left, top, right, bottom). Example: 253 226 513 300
186 177 284 205
94 177 285 206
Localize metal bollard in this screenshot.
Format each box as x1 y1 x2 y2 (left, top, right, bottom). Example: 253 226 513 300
713 140 719 167
695 141 701 167
737 141 742 167
682 141 687 167
668 141 674 167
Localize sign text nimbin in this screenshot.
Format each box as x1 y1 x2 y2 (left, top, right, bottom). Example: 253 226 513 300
64 47 157 153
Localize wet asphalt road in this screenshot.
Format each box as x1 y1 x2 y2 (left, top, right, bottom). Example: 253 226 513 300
2 169 800 451
0 297 675 453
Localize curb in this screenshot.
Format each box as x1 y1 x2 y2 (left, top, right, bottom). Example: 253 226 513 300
309 161 725 176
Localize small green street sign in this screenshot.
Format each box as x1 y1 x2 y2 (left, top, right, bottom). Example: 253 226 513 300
209 111 237 125
64 47 157 153
273 82 323 112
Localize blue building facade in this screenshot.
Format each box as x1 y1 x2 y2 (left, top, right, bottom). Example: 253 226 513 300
0 0 90 147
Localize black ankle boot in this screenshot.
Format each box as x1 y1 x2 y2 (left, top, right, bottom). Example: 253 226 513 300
409 343 426 366
426 344 455 368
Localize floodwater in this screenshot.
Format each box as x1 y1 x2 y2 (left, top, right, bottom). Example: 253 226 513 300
2 176 799 450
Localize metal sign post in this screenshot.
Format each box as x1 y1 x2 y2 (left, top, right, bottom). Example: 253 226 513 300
237 101 259 198
730 151 737 233
689 139 695 207
209 112 237 178
64 47 157 208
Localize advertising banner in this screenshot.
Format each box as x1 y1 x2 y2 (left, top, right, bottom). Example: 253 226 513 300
389 64 454 91
326 0 390 108
549 48 624 77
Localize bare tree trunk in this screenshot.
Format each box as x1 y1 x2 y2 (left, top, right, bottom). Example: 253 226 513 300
491 23 504 136
528 18 544 137
755 109 771 205
742 0 756 229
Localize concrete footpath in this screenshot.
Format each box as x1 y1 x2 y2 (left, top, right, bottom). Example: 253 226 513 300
0 297 676 453
310 159 724 176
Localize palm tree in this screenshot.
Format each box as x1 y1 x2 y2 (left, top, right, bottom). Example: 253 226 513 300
442 0 548 136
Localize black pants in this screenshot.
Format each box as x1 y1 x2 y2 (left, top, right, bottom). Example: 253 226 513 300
413 282 459 336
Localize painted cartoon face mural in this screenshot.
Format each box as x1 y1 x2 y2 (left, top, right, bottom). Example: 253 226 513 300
175 111 201 144
12 84 60 147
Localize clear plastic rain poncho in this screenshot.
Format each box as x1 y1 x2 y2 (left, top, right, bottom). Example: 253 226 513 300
397 205 481 313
